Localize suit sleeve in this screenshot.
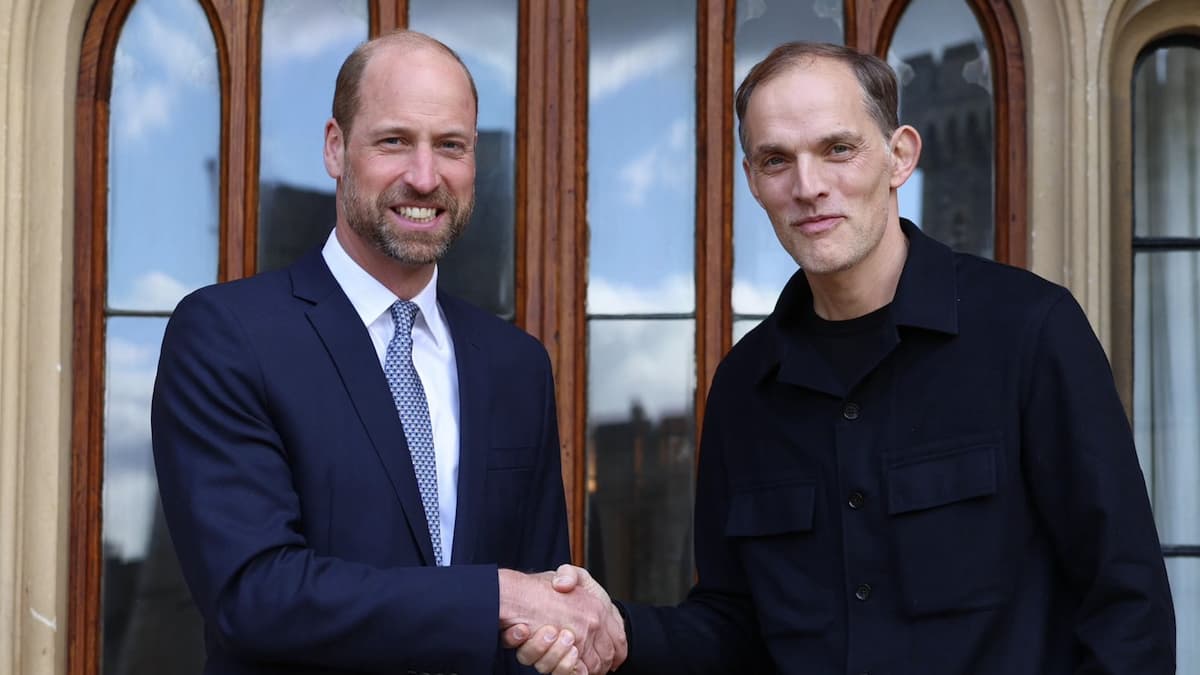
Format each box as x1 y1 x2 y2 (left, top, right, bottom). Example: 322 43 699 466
619 365 772 674
496 347 571 675
151 290 500 674
519 349 571 569
1020 290 1176 674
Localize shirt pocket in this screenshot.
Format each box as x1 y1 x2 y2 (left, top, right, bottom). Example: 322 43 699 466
726 480 832 635
885 434 1013 617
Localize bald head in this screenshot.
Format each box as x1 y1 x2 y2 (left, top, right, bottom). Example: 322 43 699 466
331 30 479 138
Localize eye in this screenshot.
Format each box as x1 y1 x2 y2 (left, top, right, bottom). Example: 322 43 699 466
830 143 852 155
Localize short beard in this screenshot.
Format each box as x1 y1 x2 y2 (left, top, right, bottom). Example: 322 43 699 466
340 164 473 266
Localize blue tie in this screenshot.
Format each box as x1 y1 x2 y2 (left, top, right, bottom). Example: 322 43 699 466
385 300 444 566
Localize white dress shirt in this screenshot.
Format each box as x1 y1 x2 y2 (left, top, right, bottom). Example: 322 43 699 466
322 230 460 564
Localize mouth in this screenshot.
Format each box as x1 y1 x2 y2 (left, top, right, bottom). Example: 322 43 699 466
389 204 443 228
792 214 843 235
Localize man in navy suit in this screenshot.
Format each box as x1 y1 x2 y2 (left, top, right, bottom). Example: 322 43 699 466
152 30 624 675
517 41 1175 674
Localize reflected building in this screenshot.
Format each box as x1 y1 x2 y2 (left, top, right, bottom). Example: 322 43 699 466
258 129 515 317
587 404 695 605
899 41 995 258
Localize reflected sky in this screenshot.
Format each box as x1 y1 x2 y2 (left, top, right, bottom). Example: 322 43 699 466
731 0 843 316
108 0 219 312
587 0 696 314
259 0 368 192
103 318 168 561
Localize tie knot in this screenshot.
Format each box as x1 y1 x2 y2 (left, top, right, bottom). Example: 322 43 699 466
390 299 420 333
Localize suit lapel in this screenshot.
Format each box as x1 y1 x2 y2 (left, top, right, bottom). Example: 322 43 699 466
291 250 437 566
440 294 489 565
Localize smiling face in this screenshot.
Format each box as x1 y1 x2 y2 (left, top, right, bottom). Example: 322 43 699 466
741 57 915 277
324 42 476 269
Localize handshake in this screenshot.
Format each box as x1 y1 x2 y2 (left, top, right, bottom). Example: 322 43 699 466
498 565 627 675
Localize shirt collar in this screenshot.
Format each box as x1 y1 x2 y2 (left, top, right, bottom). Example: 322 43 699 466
321 229 448 348
758 218 959 383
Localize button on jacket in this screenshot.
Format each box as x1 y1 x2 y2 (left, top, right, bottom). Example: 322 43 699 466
621 220 1175 674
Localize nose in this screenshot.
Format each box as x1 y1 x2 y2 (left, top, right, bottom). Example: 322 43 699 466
402 144 441 195
790 155 829 203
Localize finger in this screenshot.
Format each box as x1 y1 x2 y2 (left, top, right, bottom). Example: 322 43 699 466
501 623 530 649
552 565 581 592
516 626 560 667
578 643 602 675
550 646 580 675
534 630 577 674
608 607 629 669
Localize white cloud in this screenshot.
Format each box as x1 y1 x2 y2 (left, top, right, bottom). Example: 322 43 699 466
618 147 658 207
615 116 692 207
588 274 694 314
731 279 781 315
140 3 218 88
103 469 158 561
113 1 218 142
103 334 162 561
590 29 689 102
262 0 368 66
409 8 519 89
589 320 694 424
116 81 172 142
116 270 192 312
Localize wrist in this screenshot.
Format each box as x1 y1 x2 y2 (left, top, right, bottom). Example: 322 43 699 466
497 568 531 627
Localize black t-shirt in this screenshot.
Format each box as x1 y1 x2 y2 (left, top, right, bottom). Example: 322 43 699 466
803 303 893 393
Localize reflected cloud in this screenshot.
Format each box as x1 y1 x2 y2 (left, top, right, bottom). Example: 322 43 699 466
588 274 694 314
617 118 691 207
732 279 783 315
262 0 367 66
116 270 192 312
410 2 518 90
591 29 690 102
112 0 218 142
590 321 693 424
104 335 163 561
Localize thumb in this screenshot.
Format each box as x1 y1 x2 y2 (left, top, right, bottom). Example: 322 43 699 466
501 623 531 648
551 564 581 592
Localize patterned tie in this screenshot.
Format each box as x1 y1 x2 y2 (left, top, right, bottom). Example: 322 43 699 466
384 299 444 566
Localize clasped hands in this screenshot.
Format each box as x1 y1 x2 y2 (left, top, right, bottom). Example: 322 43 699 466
499 565 625 674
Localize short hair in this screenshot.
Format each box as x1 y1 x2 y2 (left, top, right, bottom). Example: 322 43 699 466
331 30 479 138
735 42 899 152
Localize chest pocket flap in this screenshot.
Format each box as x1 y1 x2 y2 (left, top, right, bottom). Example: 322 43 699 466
887 442 998 515
726 481 816 537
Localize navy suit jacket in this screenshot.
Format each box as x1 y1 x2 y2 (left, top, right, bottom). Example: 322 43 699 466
151 248 570 675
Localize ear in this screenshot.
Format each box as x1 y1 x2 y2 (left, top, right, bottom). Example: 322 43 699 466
323 118 346 180
742 155 765 208
886 125 922 189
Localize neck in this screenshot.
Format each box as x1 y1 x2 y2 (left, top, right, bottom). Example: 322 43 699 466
807 219 908 321
335 221 435 300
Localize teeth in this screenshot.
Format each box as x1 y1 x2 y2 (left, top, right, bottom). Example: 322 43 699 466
394 206 437 222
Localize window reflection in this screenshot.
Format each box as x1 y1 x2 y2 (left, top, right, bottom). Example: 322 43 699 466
587 320 696 604
257 0 367 273
104 1 218 673
889 0 995 258
588 0 696 314
585 0 697 606
103 317 205 674
410 0 518 318
1131 42 1200 675
108 0 219 312
732 0 843 318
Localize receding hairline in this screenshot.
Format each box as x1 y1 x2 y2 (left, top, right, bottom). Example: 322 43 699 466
735 43 899 153
331 29 478 137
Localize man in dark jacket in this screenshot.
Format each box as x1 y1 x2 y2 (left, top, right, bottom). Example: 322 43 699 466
515 41 1175 675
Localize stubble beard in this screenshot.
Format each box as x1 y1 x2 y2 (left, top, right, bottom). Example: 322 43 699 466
341 164 474 266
